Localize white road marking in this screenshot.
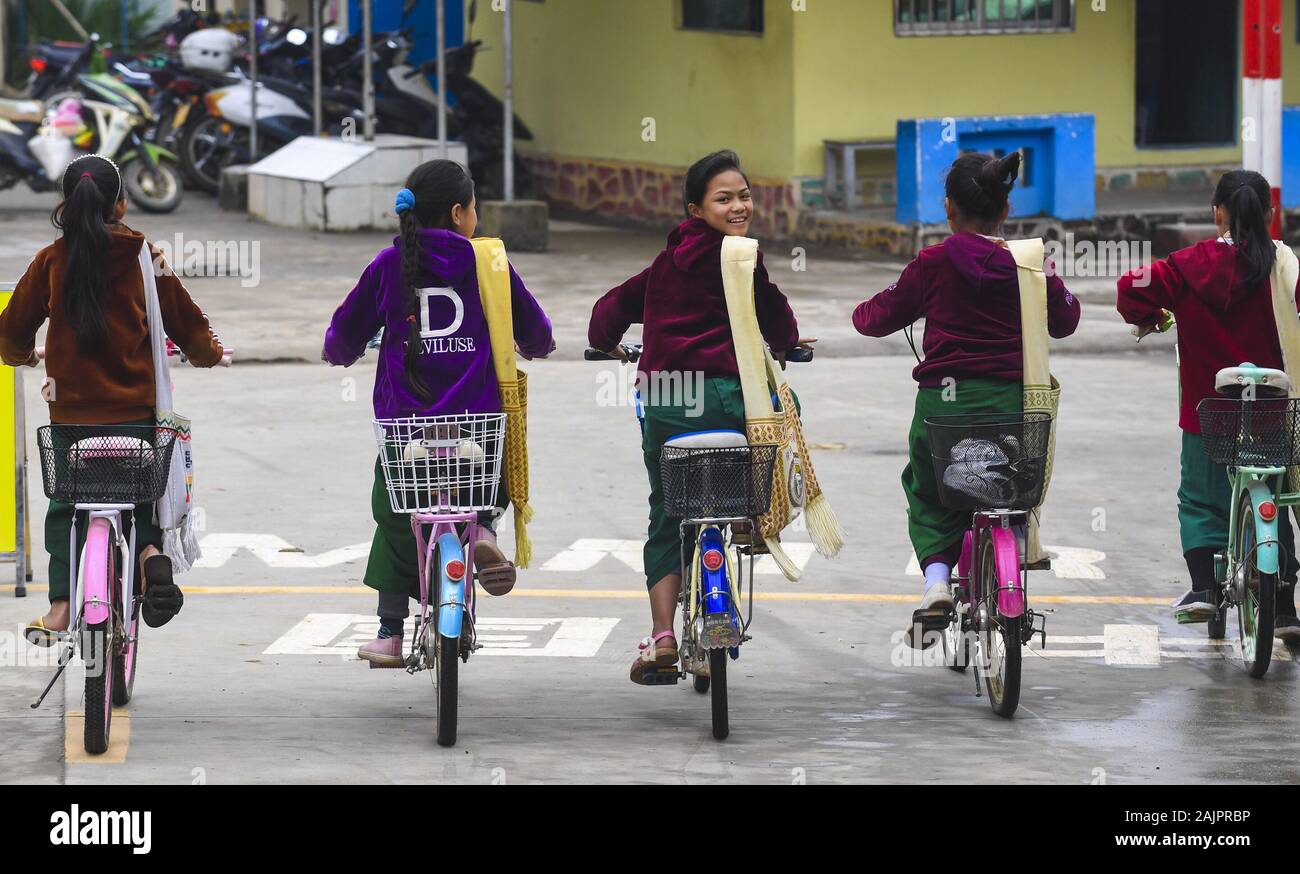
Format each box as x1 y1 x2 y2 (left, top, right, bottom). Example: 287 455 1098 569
263 613 619 659
1013 625 1297 665
905 545 1107 580
541 538 816 575
194 534 369 569
1103 624 1160 666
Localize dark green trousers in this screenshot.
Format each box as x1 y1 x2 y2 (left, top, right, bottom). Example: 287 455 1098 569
45 417 163 603
903 378 1024 567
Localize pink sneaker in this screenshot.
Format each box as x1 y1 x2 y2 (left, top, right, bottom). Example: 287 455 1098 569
357 636 405 669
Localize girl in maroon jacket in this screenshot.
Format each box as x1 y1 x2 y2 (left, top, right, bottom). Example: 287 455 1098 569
1117 170 1300 638
854 152 1080 612
588 150 813 685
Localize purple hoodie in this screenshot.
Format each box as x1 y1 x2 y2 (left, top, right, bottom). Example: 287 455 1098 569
853 233 1080 386
324 229 553 418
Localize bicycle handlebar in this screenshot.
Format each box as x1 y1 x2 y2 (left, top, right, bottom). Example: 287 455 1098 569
584 344 813 364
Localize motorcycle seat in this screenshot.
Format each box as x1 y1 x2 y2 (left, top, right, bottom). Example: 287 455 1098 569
0 98 45 123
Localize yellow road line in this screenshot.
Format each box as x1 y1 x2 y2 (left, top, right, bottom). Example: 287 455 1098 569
65 709 130 764
1 583 1170 605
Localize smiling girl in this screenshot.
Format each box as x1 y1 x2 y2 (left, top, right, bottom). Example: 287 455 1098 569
588 150 814 684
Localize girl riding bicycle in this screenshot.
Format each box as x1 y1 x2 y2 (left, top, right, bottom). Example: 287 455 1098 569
588 149 814 685
323 159 553 668
853 152 1080 613
1117 169 1300 639
0 154 225 642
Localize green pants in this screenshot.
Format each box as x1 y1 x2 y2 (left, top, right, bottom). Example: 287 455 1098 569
641 377 747 589
363 458 505 598
903 378 1024 567
45 417 163 603
1179 430 1297 580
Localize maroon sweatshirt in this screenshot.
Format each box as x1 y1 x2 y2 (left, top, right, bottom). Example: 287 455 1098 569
1117 239 1300 433
588 219 800 378
853 233 1080 387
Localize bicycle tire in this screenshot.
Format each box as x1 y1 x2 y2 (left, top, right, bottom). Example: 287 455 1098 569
693 674 710 694
112 545 138 707
435 632 458 746
1237 495 1276 679
978 539 1021 717
709 649 729 740
83 620 113 755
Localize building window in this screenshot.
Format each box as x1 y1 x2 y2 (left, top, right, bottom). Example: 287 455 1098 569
681 0 764 34
894 0 1074 36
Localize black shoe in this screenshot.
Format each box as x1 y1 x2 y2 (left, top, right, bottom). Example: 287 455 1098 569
1174 588 1218 624
141 554 183 628
1275 615 1300 643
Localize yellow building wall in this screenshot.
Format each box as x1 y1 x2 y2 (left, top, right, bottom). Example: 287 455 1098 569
473 0 1300 183
471 0 797 179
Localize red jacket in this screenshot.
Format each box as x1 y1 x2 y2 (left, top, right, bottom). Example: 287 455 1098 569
588 219 800 379
1117 239 1300 433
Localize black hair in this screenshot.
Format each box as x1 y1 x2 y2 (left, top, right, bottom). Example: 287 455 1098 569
1214 170 1276 287
51 155 123 346
397 159 476 403
682 150 750 217
944 151 1021 225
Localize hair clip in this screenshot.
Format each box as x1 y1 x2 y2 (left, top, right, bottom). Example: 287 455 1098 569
395 187 416 216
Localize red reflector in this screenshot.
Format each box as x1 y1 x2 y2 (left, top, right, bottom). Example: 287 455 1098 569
444 560 465 580
1259 501 1278 522
702 549 724 572
29 58 46 73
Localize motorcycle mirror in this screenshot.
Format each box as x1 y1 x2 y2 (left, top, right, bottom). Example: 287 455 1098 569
323 27 343 45
403 0 419 17
286 28 308 46
469 0 478 24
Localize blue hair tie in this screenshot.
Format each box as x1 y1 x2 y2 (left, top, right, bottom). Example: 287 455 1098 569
394 188 415 216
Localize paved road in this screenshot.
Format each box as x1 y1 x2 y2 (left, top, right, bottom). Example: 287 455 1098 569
4 352 1299 785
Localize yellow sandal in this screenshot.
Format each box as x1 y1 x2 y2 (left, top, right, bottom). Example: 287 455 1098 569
24 616 66 648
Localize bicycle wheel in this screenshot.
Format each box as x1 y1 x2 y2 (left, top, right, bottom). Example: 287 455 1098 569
1236 495 1276 679
693 674 711 694
83 620 113 755
709 649 729 740
112 546 139 707
977 539 1021 717
435 632 458 746
944 585 970 673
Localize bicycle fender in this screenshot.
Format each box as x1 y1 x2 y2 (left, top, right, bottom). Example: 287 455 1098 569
81 518 114 626
1245 479 1281 577
436 532 466 639
990 526 1025 619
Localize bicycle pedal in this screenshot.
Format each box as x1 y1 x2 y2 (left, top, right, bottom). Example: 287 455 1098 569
906 609 951 651
641 667 681 686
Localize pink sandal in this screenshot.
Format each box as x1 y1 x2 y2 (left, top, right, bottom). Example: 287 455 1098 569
629 630 678 685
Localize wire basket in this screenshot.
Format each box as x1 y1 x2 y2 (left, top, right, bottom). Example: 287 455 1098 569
1197 397 1300 467
37 425 179 504
661 443 778 520
925 413 1053 511
373 414 506 514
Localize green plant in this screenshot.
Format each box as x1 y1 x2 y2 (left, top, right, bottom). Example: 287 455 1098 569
7 0 160 49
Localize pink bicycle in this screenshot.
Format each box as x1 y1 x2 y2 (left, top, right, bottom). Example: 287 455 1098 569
371 412 507 747
913 411 1054 717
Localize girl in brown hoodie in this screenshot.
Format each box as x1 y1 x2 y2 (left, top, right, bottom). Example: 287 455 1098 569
0 154 225 641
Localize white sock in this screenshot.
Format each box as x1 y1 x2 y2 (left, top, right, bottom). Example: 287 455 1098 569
923 562 952 592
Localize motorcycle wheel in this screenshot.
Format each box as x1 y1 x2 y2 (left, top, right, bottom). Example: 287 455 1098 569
122 156 184 213
181 115 242 195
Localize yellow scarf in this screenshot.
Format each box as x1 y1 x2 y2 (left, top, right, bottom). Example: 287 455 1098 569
1268 241 1300 492
470 237 533 568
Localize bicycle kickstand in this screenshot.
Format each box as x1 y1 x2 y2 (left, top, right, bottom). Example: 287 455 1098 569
30 642 76 710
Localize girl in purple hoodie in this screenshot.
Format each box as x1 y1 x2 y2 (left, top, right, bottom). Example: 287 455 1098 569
853 153 1080 612
589 150 813 685
323 160 553 668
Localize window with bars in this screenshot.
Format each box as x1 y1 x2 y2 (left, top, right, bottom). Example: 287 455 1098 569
895 0 1074 35
681 0 765 34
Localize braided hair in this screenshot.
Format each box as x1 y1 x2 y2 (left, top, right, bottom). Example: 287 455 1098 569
395 160 476 403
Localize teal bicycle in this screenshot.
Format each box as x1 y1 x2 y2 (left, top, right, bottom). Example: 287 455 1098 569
1197 363 1299 678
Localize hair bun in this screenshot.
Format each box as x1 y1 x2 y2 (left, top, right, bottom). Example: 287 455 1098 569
979 153 1021 197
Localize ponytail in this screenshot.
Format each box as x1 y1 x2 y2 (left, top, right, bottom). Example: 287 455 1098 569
51 155 121 346
393 159 475 405
1214 170 1276 287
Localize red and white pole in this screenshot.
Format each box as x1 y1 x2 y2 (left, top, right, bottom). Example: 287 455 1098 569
1244 0 1283 238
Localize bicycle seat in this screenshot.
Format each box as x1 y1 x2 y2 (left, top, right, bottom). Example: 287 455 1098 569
0 98 45 123
663 430 747 450
1215 364 1291 397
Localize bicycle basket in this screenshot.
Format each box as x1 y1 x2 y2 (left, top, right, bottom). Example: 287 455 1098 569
660 443 778 520
924 413 1053 512
37 425 179 504
1197 397 1300 467
373 414 506 514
